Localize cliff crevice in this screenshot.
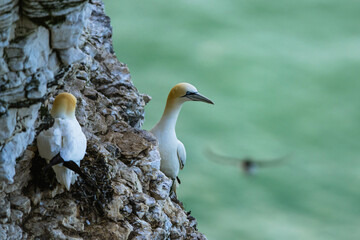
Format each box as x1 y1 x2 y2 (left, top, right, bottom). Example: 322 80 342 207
0 0 206 239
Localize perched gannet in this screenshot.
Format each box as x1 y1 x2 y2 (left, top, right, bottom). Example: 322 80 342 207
37 92 87 190
151 83 214 191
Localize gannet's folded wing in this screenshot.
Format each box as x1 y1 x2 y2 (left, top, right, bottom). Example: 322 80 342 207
177 140 186 170
37 127 62 161
58 119 87 163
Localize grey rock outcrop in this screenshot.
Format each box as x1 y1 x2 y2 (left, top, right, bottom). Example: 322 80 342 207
0 0 206 239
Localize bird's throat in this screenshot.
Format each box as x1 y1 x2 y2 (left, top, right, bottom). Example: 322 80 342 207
158 99 183 132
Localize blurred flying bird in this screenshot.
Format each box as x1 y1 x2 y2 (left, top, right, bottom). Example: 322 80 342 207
37 92 88 190
151 83 214 192
205 148 288 175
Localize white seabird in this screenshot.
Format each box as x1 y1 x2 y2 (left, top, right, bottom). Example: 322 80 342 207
37 92 87 190
150 83 214 191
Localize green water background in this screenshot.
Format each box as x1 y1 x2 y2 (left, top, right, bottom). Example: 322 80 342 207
103 0 360 239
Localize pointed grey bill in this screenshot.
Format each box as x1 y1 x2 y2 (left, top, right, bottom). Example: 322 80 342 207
187 92 214 104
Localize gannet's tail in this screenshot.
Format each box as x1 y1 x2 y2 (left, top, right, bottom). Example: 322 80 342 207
52 165 77 190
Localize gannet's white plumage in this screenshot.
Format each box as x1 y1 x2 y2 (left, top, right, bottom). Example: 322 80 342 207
150 83 213 187
37 93 86 190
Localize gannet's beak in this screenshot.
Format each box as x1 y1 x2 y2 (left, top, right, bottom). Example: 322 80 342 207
186 92 214 104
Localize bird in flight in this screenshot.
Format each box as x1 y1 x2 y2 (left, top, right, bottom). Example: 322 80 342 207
205 148 289 174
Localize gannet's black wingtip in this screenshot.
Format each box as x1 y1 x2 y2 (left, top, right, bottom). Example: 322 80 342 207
43 153 64 172
63 160 97 188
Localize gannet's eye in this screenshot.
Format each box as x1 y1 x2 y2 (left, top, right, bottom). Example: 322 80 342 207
182 91 197 97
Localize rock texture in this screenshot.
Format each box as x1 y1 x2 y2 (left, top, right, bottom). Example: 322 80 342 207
0 0 206 239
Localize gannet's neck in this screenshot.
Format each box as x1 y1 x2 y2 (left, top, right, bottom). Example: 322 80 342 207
157 99 184 132
54 115 77 125
56 111 76 119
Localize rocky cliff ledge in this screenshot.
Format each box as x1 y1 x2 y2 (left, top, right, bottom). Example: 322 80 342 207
0 0 206 239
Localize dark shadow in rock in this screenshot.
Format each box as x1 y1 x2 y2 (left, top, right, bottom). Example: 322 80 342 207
29 151 58 191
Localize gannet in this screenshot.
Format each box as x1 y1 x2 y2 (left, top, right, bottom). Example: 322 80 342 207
205 148 289 175
150 83 214 191
37 92 87 190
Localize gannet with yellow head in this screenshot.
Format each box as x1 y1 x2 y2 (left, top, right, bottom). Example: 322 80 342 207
37 92 87 190
150 83 214 191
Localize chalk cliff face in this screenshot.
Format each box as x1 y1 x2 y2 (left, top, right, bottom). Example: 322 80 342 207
0 0 206 239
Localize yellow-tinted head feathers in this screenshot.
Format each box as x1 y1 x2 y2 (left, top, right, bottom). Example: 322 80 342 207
167 83 214 105
51 92 77 118
168 83 198 100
